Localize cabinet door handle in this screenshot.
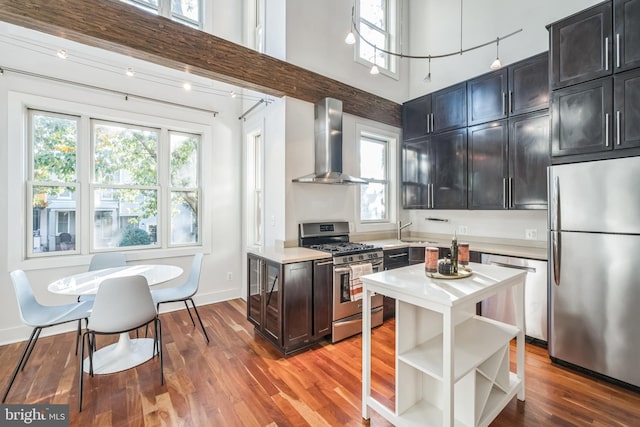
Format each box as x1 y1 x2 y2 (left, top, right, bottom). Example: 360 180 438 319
426 114 430 133
430 183 434 208
502 92 507 116
605 113 610 147
605 36 609 71
617 110 621 145
509 91 513 114
315 260 333 266
430 113 435 133
616 33 620 69
387 253 409 259
509 177 513 208
503 178 507 209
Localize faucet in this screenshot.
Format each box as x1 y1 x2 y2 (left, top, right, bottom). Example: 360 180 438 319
397 220 413 240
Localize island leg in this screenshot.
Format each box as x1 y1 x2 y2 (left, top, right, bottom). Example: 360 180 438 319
362 287 371 421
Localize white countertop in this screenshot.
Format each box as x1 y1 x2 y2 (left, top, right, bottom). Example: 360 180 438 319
360 237 547 260
360 262 527 308
247 246 330 264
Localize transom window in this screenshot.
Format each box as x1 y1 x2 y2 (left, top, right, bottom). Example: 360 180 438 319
122 0 202 28
356 0 398 75
28 109 201 257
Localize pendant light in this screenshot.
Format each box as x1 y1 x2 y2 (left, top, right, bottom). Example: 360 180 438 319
424 56 432 82
490 37 502 70
370 46 380 75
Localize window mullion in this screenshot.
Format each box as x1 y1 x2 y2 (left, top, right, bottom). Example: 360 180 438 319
158 128 170 249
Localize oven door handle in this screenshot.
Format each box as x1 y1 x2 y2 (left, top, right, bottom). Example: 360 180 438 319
334 264 382 274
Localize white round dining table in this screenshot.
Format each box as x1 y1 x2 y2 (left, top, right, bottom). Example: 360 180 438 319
48 264 183 375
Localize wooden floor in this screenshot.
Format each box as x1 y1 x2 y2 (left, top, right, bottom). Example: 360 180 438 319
1 298 639 426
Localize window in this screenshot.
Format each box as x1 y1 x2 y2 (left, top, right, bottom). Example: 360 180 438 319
246 131 263 246
29 110 79 254
356 0 398 75
27 109 201 257
360 134 389 222
123 0 202 28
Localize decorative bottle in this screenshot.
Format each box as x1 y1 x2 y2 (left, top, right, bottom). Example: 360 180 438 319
450 233 459 274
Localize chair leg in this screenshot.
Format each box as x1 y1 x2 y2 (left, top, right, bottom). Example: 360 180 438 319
75 319 82 355
156 318 164 385
79 330 90 412
20 328 42 371
188 298 210 344
183 301 196 326
2 328 39 403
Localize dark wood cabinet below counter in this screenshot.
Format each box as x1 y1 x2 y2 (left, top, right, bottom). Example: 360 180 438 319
247 253 331 355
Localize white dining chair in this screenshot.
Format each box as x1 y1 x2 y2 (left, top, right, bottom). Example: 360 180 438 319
79 275 163 411
3 270 92 403
78 252 128 305
151 253 209 343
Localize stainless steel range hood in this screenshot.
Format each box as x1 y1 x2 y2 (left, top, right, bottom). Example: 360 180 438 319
292 98 368 184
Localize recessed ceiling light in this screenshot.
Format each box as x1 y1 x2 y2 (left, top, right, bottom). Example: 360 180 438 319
183 82 192 91
230 91 237 98
125 67 135 77
56 49 68 59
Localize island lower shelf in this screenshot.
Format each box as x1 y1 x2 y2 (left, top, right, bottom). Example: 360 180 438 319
396 303 521 427
361 262 526 427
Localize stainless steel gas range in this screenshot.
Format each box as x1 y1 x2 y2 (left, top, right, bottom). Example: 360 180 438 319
299 221 384 342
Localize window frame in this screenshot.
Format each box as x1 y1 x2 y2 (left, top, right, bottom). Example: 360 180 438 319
9 91 211 270
355 123 398 232
354 0 399 78
123 0 203 29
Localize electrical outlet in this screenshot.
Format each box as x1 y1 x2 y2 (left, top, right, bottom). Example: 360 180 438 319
458 225 468 235
525 229 538 240
226 272 233 281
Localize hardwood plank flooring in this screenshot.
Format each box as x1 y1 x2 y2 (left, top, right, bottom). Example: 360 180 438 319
1 298 639 426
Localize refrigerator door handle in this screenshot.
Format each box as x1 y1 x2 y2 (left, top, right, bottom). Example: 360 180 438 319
552 231 561 286
550 174 560 231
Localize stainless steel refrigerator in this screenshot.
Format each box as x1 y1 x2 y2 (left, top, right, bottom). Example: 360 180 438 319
548 157 640 388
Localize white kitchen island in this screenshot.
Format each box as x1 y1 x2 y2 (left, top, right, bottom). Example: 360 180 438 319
361 262 526 427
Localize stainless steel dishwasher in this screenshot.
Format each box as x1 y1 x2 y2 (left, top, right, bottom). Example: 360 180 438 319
481 253 548 344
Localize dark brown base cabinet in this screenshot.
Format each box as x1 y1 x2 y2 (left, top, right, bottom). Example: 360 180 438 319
469 112 549 209
247 254 331 355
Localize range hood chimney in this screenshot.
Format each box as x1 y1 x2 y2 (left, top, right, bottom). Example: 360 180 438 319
292 98 368 184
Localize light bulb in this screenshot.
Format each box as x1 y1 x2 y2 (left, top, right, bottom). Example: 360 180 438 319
424 72 432 83
125 67 135 77
56 49 68 59
490 57 502 70
370 65 380 75
183 82 192 91
345 32 356 45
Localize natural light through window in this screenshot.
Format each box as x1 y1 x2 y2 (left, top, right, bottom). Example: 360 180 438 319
122 0 202 28
360 135 388 222
356 0 397 75
27 109 202 257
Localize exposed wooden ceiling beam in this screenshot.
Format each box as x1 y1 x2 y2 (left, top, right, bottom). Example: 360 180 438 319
0 0 401 127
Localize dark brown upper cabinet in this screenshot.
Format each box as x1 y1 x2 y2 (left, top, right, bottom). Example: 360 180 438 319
468 53 549 126
468 120 509 208
401 130 467 210
431 129 468 209
615 0 640 72
551 77 614 157
402 94 431 141
402 83 466 141
614 68 640 148
509 52 550 115
468 113 549 210
468 69 508 126
431 82 467 133
549 2 613 90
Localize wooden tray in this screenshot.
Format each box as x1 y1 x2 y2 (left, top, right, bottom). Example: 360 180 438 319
426 266 472 280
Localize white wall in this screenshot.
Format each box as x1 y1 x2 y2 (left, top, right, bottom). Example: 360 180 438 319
0 23 245 344
284 0 410 103
408 0 603 98
407 210 547 242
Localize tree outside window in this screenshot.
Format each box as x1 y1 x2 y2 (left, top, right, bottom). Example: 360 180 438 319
27 109 202 257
